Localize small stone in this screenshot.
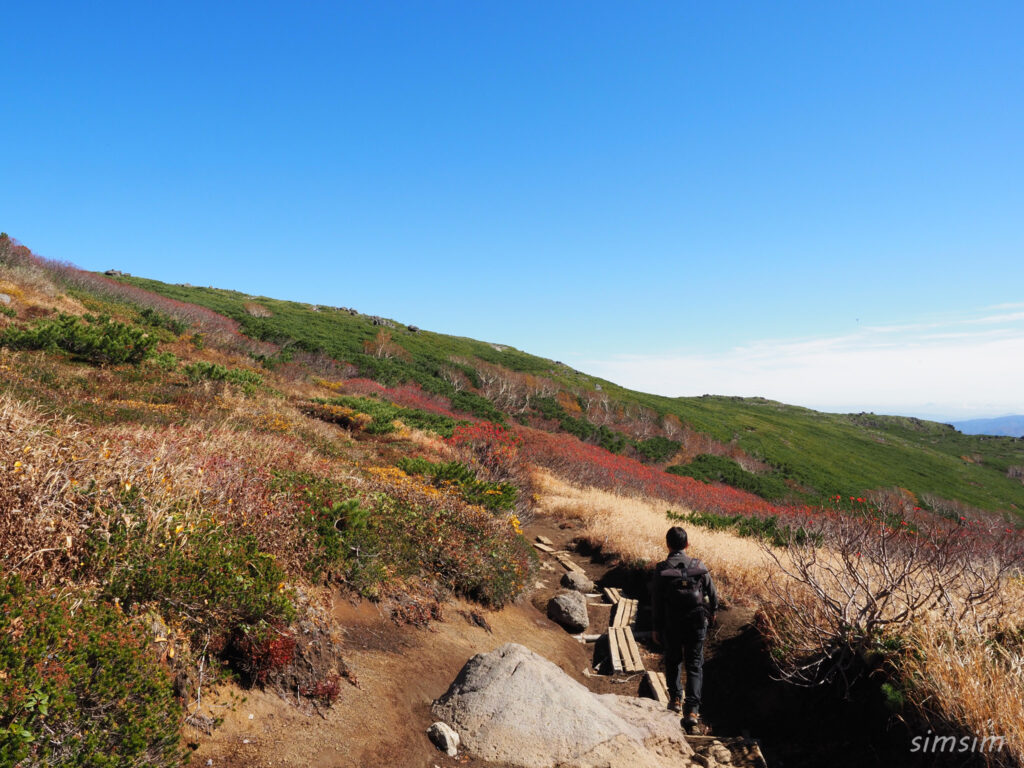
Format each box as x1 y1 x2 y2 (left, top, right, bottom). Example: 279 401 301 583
0 294 10 305
560 571 596 594
427 721 460 756
692 753 717 768
710 744 732 763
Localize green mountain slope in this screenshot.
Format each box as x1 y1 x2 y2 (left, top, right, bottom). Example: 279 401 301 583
118 274 1024 517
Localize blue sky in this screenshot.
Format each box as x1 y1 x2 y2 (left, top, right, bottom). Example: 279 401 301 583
3 2 1022 418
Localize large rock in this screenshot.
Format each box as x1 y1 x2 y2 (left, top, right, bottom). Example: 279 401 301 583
547 590 589 632
560 571 596 594
432 643 694 768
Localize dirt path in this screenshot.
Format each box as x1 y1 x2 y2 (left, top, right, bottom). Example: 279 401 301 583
191 517 765 767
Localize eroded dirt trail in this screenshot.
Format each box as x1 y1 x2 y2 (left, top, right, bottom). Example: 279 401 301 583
192 517 764 767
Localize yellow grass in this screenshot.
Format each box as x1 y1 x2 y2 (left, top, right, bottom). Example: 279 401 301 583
531 469 776 604
904 616 1024 767
533 468 1024 765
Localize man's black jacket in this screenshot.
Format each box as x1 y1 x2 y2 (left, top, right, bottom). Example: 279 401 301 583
650 549 719 632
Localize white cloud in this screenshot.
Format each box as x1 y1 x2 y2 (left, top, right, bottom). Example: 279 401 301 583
577 309 1024 420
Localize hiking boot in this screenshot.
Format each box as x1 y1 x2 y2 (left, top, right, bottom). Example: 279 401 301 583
682 709 700 733
667 696 682 713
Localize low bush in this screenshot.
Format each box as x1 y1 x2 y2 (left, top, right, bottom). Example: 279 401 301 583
670 509 817 547
279 471 536 607
227 622 297 686
137 307 187 336
184 361 263 388
396 457 518 512
96 521 294 643
0 575 182 768
316 395 461 437
449 391 505 422
635 436 681 463
0 313 158 365
150 351 179 371
667 454 790 500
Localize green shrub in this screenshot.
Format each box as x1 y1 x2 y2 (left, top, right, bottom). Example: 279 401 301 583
667 454 790 500
669 509 818 547
531 396 630 454
138 307 187 335
0 576 183 767
0 313 158 365
150 351 179 371
0 305 15 319
449 391 505 422
635 436 681 463
396 457 518 512
319 396 461 437
277 472 535 607
97 523 294 641
184 361 263 388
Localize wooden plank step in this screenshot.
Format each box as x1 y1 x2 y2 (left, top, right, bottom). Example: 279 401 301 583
602 587 621 605
612 598 637 628
610 627 644 673
554 553 586 574
622 627 645 672
644 670 669 704
612 601 626 628
606 626 623 673
536 535 554 547
532 541 555 553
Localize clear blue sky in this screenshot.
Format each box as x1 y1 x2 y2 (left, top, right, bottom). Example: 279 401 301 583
3 2 1022 417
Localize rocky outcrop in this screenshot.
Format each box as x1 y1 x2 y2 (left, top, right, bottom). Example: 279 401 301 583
432 643 694 768
547 591 589 632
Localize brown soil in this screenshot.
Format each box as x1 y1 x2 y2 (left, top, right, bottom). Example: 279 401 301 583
190 519 763 768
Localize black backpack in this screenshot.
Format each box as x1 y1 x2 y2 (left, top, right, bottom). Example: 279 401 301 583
658 558 709 612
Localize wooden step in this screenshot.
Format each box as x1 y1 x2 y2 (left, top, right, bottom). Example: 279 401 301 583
532 540 555 553
644 670 670 705
611 598 637 628
602 587 622 604
606 625 623 673
608 626 645 673
554 552 586 574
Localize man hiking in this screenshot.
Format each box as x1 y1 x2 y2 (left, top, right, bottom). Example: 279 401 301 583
650 526 718 732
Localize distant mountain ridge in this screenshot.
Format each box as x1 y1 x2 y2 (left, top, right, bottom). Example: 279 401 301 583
953 415 1024 438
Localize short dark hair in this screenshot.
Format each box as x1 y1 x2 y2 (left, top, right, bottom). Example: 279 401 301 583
666 526 688 551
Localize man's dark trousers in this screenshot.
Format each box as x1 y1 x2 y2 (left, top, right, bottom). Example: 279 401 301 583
664 612 708 711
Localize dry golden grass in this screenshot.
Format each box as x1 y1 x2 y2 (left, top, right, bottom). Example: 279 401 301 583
533 467 1024 766
531 469 775 604
904 614 1024 767
0 390 341 582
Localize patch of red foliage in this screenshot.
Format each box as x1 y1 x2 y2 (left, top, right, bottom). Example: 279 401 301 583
516 425 801 519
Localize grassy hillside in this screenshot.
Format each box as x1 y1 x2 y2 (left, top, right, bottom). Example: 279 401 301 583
115 273 1024 518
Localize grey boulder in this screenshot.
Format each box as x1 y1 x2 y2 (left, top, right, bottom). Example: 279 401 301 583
432 643 694 768
560 571 596 593
547 590 589 632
